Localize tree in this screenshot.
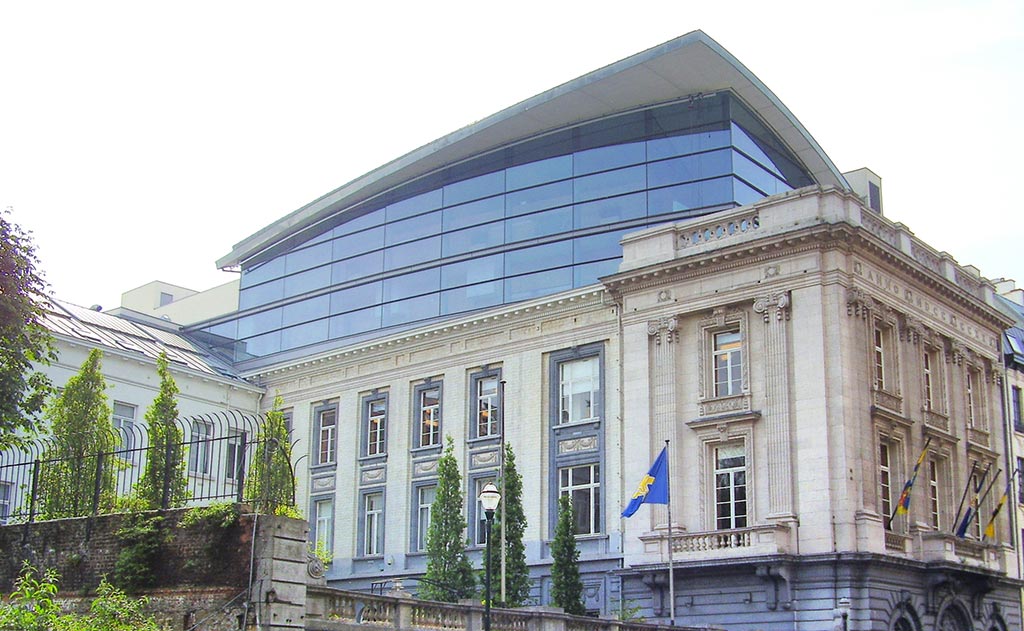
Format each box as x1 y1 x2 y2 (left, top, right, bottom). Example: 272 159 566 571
246 395 295 515
0 207 55 450
38 349 116 518
135 353 187 509
421 436 475 602
482 442 530 606
550 494 585 615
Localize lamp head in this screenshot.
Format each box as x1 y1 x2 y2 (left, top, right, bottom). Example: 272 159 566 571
479 481 501 512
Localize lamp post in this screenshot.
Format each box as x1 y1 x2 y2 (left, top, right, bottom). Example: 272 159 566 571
479 481 502 631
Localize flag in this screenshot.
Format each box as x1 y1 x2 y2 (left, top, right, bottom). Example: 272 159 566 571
982 472 1017 539
955 500 976 539
890 438 931 525
622 447 669 517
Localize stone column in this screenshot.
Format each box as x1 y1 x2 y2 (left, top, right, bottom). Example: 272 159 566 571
647 316 678 528
753 292 795 521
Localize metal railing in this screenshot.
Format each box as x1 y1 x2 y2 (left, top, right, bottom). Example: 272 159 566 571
0 411 294 523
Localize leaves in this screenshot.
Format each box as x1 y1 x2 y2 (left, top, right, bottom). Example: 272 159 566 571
550 494 585 615
421 437 475 602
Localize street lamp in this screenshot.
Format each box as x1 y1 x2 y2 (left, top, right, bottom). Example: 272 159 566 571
479 481 502 631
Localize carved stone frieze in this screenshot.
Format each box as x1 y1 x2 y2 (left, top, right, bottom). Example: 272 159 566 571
753 291 790 323
698 394 751 417
558 436 598 454
361 468 386 485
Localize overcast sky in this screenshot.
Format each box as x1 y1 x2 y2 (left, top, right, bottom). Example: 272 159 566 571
2 1 1021 312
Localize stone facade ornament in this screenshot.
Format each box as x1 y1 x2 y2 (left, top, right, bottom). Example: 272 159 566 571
753 292 790 323
647 316 678 345
900 314 926 345
846 287 876 318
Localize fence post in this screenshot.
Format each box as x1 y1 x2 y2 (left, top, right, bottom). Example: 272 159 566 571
162 432 175 510
91 452 106 516
29 459 40 523
236 432 248 504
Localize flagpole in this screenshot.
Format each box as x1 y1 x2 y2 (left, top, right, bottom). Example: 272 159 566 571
664 439 675 626
499 379 506 604
952 461 979 532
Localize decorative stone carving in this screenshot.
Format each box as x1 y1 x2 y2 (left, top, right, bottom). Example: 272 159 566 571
657 289 673 303
647 316 678 345
846 287 877 319
899 314 926 345
753 292 790 323
311 476 336 492
361 468 386 485
470 450 498 468
413 460 438 477
558 436 598 454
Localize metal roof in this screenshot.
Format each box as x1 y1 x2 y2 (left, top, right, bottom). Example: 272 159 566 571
217 30 848 270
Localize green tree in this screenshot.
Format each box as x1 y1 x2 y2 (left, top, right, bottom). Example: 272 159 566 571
550 494 585 615
0 207 55 450
482 442 530 606
421 436 475 602
135 353 187 509
38 349 116 518
245 396 295 514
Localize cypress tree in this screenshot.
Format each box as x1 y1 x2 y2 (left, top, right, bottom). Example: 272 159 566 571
550 494 585 615
246 395 295 514
482 442 531 606
136 353 187 509
38 349 116 518
421 437 475 602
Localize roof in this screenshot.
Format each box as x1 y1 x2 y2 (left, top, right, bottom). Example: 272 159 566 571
43 300 253 383
217 30 848 270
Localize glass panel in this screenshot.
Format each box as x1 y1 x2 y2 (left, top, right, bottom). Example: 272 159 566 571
441 253 504 289
573 259 620 287
385 211 442 246
731 122 783 177
647 181 700 216
442 195 505 231
384 236 442 271
506 154 572 191
330 281 382 315
383 267 440 302
444 171 504 206
386 189 443 221
573 142 645 176
733 178 766 206
333 209 385 236
506 180 573 217
239 278 284 309
237 308 283 338
283 265 331 298
700 176 733 206
647 152 700 188
285 241 332 275
329 305 382 338
333 226 385 259
504 268 572 302
573 165 645 203
647 129 730 160
573 230 629 263
442 221 504 256
282 294 330 327
241 257 285 287
382 293 440 327
733 150 788 196
505 241 572 276
505 206 572 242
440 281 503 315
239 330 281 358
281 319 328 350
573 192 646 229
331 250 384 284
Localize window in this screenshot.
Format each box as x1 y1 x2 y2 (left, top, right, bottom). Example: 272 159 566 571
473 476 497 545
362 491 384 556
188 420 213 475
414 485 436 552
1013 387 1023 432
315 407 337 466
559 464 601 535
713 331 742 397
873 326 887 391
112 402 137 455
414 382 442 449
364 395 388 457
922 352 934 410
314 497 334 553
225 429 245 481
714 444 747 530
473 372 501 438
928 460 940 530
0 482 10 524
559 356 599 424
879 443 893 530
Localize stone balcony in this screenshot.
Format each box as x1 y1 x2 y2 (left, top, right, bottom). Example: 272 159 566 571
639 523 792 562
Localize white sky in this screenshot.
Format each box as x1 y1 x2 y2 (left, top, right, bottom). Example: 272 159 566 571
2 1 1022 312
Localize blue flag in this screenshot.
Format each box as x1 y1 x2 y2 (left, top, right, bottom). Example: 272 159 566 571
622 447 669 517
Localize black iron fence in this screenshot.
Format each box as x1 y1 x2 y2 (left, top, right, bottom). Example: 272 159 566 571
0 411 294 523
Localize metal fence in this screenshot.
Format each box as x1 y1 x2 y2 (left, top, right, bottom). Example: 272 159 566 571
0 411 294 523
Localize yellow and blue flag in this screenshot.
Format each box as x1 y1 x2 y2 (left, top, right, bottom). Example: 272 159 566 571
622 447 669 518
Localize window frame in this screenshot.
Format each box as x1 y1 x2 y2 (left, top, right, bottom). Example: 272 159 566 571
188 419 214 476
0 481 11 524
549 345 604 427
361 392 389 459
558 463 602 536
313 404 338 467
1013 386 1023 433
312 495 335 554
410 481 437 552
469 474 498 546
872 319 899 395
469 368 502 441
697 307 750 413
112 401 137 458
412 380 443 452
713 443 748 530
225 428 246 482
359 489 385 557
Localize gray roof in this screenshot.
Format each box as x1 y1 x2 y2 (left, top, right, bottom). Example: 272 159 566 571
218 30 848 270
44 300 250 382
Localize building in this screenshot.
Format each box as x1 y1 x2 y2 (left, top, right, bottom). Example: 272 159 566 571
166 31 1018 630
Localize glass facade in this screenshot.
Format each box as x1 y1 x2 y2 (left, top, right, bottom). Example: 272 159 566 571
194 93 813 362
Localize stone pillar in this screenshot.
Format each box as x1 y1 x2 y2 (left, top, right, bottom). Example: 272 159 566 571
254 515 310 630
647 316 678 528
753 292 795 520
